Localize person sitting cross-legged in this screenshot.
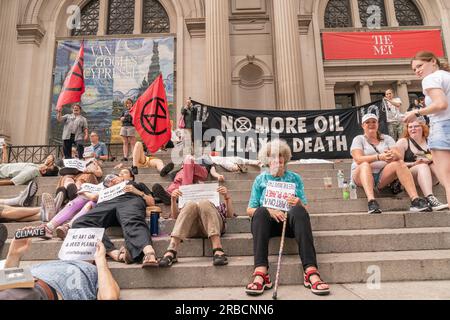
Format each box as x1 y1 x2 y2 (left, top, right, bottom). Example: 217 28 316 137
159 185 235 268
245 139 330 297
71 173 159 268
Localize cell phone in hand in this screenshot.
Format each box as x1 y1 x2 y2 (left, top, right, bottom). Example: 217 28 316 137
15 226 46 239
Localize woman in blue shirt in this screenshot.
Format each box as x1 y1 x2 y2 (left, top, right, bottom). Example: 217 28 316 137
246 140 330 297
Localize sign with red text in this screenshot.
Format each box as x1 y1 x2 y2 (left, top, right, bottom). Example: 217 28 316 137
322 30 445 60
263 181 296 212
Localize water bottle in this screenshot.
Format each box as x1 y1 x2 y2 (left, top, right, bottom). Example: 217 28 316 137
350 181 358 200
337 170 345 188
342 181 350 200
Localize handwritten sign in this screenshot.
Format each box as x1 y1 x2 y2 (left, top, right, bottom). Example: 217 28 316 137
263 181 296 212
63 159 87 171
83 146 95 159
179 183 220 209
58 228 105 261
78 183 104 195
97 181 127 203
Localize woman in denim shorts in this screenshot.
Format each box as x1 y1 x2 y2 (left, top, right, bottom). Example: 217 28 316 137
406 51 450 207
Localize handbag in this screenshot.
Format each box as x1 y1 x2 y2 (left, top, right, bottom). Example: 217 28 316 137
178 115 185 129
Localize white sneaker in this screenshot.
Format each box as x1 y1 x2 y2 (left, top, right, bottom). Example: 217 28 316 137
426 195 449 211
40 193 56 222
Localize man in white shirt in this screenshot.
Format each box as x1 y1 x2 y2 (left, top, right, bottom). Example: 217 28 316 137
384 89 404 141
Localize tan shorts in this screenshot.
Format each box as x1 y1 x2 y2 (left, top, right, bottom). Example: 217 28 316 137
120 126 136 137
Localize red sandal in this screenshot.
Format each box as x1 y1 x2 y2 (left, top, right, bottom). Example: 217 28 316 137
304 269 330 296
245 271 273 296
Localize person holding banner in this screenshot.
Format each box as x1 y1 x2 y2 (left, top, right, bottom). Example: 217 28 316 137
120 99 137 161
158 185 235 268
245 139 330 297
396 120 448 211
404 51 450 209
0 232 120 300
71 173 159 267
351 114 431 214
89 131 108 162
57 104 89 160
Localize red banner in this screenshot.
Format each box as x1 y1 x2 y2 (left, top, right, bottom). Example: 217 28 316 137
130 74 171 153
56 42 85 111
322 30 445 60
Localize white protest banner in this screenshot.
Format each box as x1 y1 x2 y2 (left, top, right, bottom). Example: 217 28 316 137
179 183 220 209
263 181 296 212
83 146 95 158
78 183 104 195
63 159 87 171
58 228 105 261
97 181 127 203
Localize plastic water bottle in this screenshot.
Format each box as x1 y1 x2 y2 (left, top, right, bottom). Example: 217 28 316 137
350 181 358 200
342 182 350 200
337 170 345 188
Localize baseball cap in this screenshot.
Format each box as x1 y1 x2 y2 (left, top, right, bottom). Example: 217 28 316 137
362 113 378 124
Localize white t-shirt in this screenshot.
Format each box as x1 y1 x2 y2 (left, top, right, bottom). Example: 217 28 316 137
385 98 403 123
350 134 396 176
423 70 450 124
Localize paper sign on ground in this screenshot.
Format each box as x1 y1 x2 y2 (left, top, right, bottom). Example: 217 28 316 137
63 159 87 171
263 181 296 212
78 183 104 195
58 228 105 261
97 181 127 203
179 183 220 209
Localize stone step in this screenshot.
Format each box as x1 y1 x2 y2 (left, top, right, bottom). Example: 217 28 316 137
17 249 450 288
4 226 450 261
3 212 450 239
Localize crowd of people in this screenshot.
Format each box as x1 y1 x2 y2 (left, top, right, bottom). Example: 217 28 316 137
1 50 450 300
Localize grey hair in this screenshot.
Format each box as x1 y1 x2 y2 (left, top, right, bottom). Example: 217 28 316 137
258 139 292 166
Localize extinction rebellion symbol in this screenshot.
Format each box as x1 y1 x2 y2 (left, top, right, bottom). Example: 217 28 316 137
140 97 168 136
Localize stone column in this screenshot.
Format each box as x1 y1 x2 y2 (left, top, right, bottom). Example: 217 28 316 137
359 81 373 105
350 0 363 28
97 0 109 36
397 80 411 113
272 0 305 110
134 0 143 34
324 81 337 109
385 0 399 27
0 0 19 141
205 0 232 107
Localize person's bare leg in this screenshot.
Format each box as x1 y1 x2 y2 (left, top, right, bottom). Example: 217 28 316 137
353 163 375 201
122 136 129 159
132 142 147 167
63 177 76 188
411 164 434 197
432 150 450 205
1 206 41 221
210 235 224 255
14 213 42 222
378 161 419 200
129 136 136 159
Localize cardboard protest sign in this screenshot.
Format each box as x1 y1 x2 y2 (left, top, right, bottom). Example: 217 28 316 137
78 183 104 195
97 181 127 203
179 183 220 209
263 181 296 212
63 159 87 171
58 228 105 261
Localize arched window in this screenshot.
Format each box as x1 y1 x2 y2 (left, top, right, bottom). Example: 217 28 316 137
107 0 135 35
324 0 352 28
358 0 387 28
394 0 424 26
143 0 170 33
71 0 100 36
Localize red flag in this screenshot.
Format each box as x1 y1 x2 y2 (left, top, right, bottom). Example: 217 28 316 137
56 42 85 111
130 74 171 153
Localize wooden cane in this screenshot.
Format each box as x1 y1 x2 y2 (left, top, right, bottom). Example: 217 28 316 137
272 212 288 300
